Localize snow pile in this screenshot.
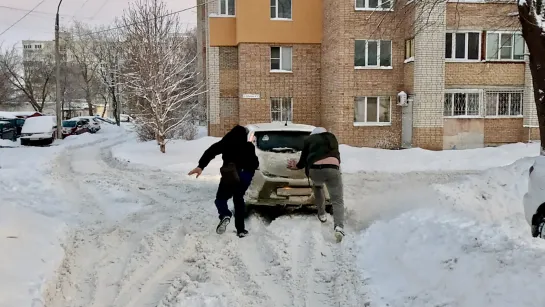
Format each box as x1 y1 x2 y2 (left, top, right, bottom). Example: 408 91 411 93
341 142 539 173
112 134 539 174
0 204 67 307
0 139 19 147
356 159 545 307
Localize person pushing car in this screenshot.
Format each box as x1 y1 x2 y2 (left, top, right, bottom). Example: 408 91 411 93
287 127 345 242
188 125 259 238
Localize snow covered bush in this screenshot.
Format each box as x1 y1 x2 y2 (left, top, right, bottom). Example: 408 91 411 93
120 0 205 153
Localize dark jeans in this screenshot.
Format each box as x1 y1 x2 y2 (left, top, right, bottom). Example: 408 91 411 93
214 170 254 232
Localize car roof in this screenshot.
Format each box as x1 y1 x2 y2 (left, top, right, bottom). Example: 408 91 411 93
246 122 316 133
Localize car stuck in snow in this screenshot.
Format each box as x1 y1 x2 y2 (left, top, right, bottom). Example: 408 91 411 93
523 156 545 238
244 122 331 210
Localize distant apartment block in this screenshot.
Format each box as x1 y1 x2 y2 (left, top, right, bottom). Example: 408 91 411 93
197 0 538 150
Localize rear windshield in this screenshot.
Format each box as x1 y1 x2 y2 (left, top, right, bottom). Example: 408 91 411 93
254 131 310 153
63 120 76 127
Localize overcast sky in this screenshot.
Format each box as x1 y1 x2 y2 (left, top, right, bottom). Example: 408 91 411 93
0 0 197 49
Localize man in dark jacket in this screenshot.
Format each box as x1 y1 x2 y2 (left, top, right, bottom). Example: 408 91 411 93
287 127 345 242
188 125 259 238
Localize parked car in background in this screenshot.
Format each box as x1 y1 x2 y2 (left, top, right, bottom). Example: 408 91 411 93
0 117 25 137
62 119 90 138
0 120 17 141
70 116 101 133
244 123 331 210
20 116 57 146
93 116 116 125
120 114 133 122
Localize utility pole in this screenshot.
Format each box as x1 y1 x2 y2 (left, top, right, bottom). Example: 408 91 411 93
54 0 63 139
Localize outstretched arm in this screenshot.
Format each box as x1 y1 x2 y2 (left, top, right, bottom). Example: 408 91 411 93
198 140 224 170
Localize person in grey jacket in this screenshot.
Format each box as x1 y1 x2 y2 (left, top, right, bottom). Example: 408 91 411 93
287 127 345 242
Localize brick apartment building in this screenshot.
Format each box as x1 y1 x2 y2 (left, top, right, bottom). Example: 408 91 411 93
196 0 539 150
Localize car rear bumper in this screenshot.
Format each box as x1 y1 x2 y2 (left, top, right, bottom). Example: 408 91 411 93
20 133 52 140
245 172 330 206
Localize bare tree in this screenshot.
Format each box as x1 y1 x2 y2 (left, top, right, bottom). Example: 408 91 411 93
0 56 13 103
91 26 124 125
0 46 54 112
518 0 545 154
120 0 205 153
66 22 101 116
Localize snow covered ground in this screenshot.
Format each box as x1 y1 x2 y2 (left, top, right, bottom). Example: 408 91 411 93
2 125 545 307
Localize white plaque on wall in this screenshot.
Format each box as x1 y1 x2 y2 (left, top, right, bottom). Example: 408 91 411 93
242 94 260 99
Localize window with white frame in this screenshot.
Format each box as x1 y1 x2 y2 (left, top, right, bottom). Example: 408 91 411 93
355 0 393 10
271 97 292 122
270 46 292 72
354 96 391 124
486 32 524 60
23 44 32 49
443 92 480 116
355 40 392 68
219 0 235 16
445 32 480 60
485 90 523 116
270 0 291 19
405 38 414 60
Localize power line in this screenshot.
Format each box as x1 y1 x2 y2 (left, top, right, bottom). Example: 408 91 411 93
0 5 67 17
0 0 46 37
72 0 92 18
69 0 212 39
90 0 109 20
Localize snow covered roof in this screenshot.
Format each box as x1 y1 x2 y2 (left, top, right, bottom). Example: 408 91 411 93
0 112 17 119
246 122 316 133
21 116 56 134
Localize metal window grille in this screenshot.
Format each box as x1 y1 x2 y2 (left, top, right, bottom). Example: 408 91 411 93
271 97 292 122
484 89 523 117
443 92 480 117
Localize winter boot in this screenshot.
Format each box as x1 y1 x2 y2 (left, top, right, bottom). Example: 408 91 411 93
216 216 231 234
334 226 345 243
237 230 249 238
318 214 328 223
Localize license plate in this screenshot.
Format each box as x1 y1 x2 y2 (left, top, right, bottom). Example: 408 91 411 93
277 187 312 196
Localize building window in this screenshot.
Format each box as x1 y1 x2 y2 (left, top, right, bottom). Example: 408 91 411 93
444 92 480 117
270 46 292 72
354 40 392 68
354 96 391 124
23 44 32 49
355 0 393 10
405 38 414 60
445 32 480 60
270 0 291 19
271 97 292 122
486 32 524 61
34 44 42 49
219 0 235 15
485 90 523 116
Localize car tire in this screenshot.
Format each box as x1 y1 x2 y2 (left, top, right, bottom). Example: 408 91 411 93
532 213 545 238
20 139 28 146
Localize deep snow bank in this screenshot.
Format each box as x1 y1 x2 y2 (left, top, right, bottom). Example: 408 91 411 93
0 125 125 307
112 135 539 174
0 204 67 307
356 158 545 307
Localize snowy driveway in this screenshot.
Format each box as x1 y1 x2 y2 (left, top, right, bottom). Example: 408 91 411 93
40 133 483 307
4 129 545 307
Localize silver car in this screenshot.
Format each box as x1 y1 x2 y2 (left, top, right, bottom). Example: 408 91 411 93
244 123 331 210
